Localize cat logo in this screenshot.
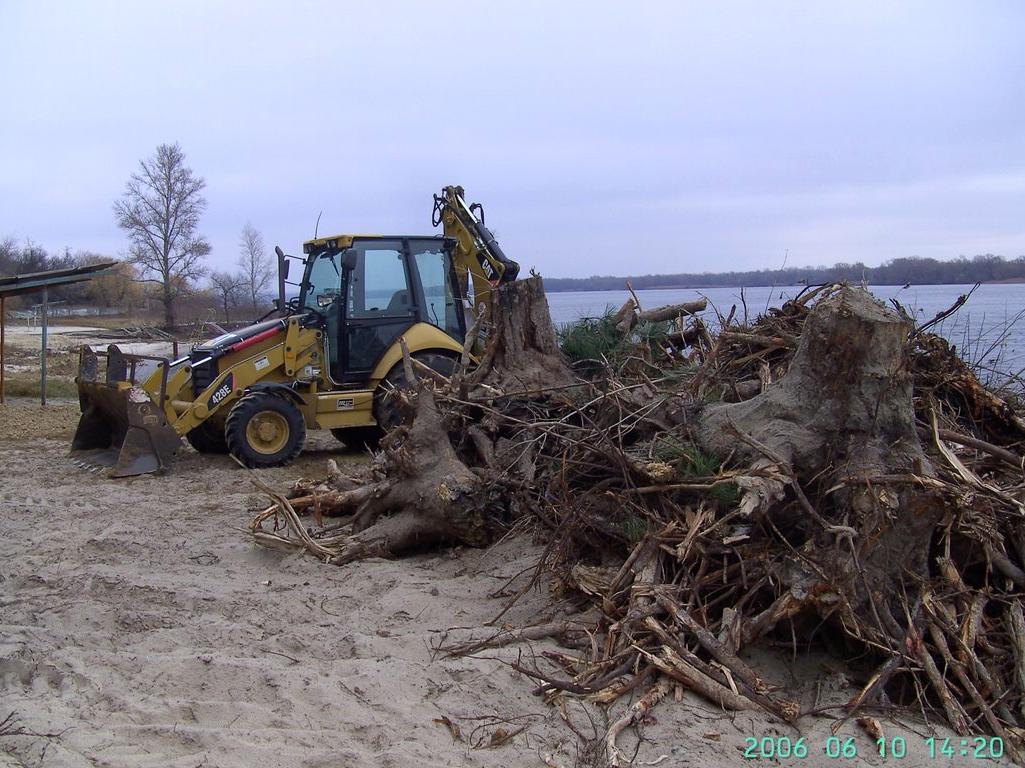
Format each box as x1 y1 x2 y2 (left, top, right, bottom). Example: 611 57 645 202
336 397 354 411
208 373 235 410
478 254 497 284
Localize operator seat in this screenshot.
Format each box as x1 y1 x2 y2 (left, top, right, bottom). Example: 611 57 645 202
386 290 410 313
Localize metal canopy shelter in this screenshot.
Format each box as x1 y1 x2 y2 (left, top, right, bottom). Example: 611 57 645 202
0 261 116 405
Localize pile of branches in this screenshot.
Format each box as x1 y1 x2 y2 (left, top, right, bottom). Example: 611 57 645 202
250 279 1025 762
68 325 174 341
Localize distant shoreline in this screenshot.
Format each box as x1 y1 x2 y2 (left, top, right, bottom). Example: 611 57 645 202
546 283 795 292
542 256 1025 292
545 278 1025 292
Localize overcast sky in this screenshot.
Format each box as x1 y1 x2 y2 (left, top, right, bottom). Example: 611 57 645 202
1 1 1023 278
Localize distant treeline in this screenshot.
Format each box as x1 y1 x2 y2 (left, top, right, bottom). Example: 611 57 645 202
1 238 82 276
0 238 149 314
0 238 106 305
544 254 1025 292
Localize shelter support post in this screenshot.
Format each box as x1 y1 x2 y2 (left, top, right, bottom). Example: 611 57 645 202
1 295 5 404
40 286 47 406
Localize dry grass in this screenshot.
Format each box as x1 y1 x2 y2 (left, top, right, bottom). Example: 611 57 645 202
2 375 79 400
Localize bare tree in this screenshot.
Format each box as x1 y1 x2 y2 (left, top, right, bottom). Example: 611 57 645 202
0 236 20 275
114 143 210 329
209 271 245 324
237 222 274 314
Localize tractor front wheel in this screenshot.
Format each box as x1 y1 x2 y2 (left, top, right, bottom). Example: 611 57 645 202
226 393 306 468
375 352 457 433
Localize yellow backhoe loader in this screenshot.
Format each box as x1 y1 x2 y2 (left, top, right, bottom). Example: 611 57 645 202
70 185 519 477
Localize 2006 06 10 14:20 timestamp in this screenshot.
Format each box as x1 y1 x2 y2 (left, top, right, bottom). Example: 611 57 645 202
742 735 1005 761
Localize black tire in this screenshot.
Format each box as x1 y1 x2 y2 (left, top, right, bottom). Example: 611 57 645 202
225 392 306 468
374 351 457 432
330 426 380 451
185 420 229 454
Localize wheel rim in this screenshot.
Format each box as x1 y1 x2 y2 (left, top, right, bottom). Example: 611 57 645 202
245 410 289 455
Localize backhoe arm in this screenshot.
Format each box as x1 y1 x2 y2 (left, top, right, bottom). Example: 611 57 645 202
433 185 519 323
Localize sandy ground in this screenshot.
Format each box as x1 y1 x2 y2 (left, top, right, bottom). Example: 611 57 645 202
1 324 193 401
0 400 1004 767
4 326 109 339
4 324 178 359
2 324 179 399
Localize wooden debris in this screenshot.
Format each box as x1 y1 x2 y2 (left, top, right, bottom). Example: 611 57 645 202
605 678 670 767
247 279 1025 756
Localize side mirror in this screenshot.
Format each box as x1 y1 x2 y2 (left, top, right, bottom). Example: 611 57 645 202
341 251 358 272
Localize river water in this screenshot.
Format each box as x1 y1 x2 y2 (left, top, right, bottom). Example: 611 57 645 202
545 284 1025 384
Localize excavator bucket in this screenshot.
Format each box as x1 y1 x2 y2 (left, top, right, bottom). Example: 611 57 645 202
70 345 181 477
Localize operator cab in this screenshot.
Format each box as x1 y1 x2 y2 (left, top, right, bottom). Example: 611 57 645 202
299 235 465 384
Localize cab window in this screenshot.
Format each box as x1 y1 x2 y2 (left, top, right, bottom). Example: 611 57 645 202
301 251 342 312
411 242 462 339
346 243 410 317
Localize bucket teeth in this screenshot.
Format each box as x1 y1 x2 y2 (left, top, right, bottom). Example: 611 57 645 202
69 458 105 474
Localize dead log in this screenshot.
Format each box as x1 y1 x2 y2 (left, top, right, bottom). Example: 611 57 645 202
612 297 636 331
636 299 707 324
666 318 713 350
718 330 797 348
616 298 708 332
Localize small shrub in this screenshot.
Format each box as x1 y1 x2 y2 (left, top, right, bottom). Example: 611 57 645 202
652 436 738 506
558 309 630 375
621 515 650 542
653 436 718 476
559 310 686 376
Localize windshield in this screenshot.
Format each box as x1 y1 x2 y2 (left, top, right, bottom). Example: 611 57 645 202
300 249 343 312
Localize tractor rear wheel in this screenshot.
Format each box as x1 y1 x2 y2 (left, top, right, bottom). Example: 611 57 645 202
185 420 229 454
226 393 306 468
374 352 457 433
330 426 380 451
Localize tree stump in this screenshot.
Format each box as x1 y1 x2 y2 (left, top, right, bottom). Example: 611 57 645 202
469 275 574 394
697 286 945 624
255 275 574 563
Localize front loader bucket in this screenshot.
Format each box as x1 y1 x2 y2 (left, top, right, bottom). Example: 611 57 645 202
70 346 182 477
